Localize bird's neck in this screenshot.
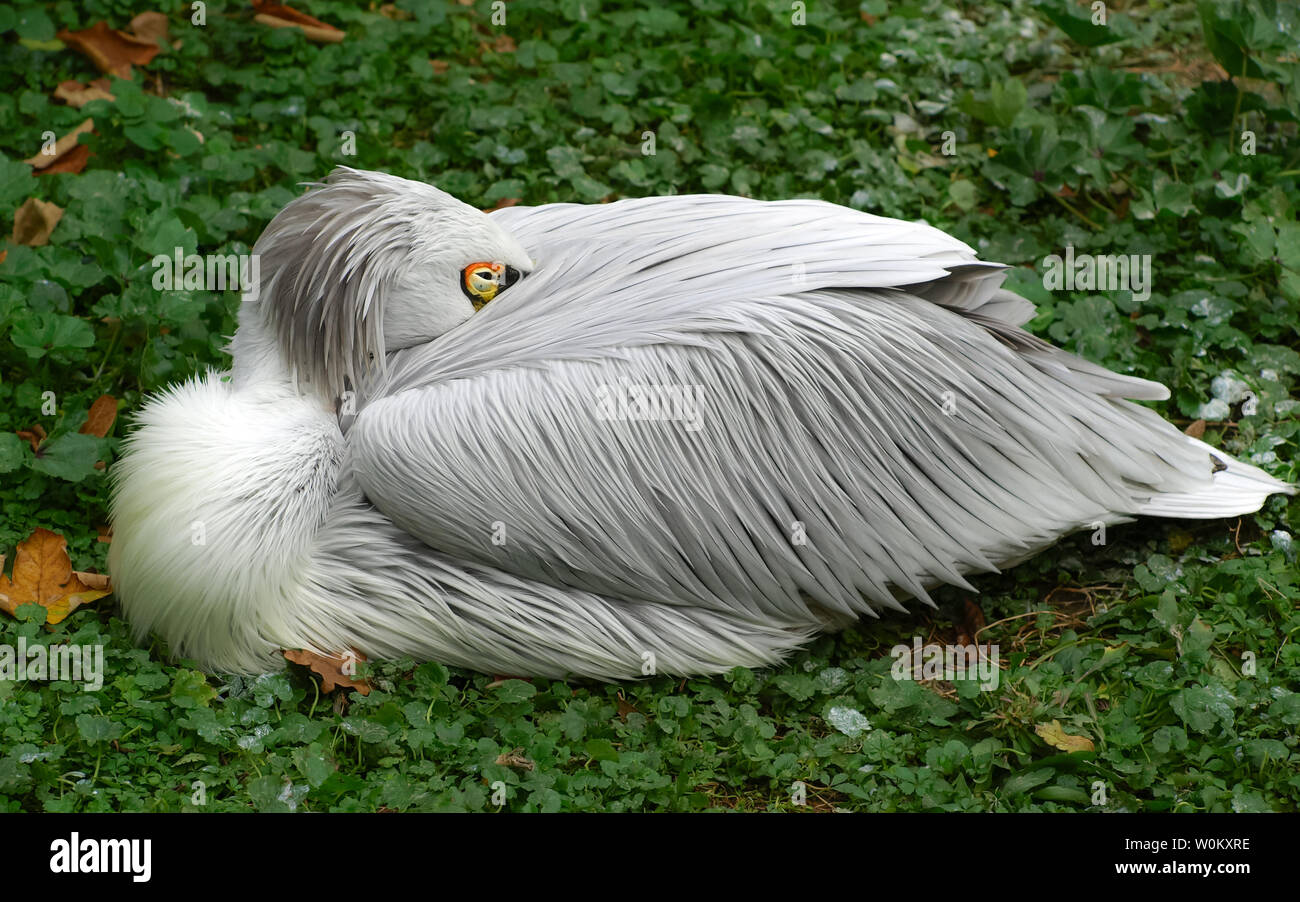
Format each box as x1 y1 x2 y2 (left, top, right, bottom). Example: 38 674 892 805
228 303 325 402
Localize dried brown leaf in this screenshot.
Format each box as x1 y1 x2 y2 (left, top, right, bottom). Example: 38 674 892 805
25 119 95 174
128 11 170 45
0 529 112 624
74 571 111 591
79 395 118 438
54 78 116 109
1034 720 1095 753
283 648 371 694
252 0 344 43
12 198 64 246
495 748 535 770
16 424 47 453
58 21 161 79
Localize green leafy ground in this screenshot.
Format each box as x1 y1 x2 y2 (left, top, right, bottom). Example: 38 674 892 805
1 0 1298 811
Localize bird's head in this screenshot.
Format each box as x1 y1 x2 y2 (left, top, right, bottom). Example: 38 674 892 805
247 166 533 401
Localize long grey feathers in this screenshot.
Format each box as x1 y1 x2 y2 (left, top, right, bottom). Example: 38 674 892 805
327 195 1284 677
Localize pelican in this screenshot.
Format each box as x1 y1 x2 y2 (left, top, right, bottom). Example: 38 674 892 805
109 167 1294 679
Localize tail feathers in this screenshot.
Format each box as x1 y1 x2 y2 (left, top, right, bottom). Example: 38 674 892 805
1138 437 1295 519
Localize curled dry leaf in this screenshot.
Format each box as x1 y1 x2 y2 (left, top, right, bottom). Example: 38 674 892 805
16 424 47 454
252 0 345 44
1034 720 1095 753
57 21 162 79
79 394 118 438
1184 419 1207 439
75 571 112 591
283 648 371 694
12 198 64 247
54 78 116 109
0 529 112 624
25 119 95 175
494 748 535 771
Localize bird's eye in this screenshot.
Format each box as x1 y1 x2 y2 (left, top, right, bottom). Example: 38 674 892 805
462 261 510 309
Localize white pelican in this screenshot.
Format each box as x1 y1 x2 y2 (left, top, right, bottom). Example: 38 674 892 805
108 168 1294 679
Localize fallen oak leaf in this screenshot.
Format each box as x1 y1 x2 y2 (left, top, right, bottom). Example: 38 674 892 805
0 529 112 624
25 119 95 174
54 78 116 109
1034 720 1095 753
12 198 64 246
252 0 345 43
58 21 161 79
283 648 371 694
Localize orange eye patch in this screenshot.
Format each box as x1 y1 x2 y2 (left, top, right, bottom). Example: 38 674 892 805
462 262 505 308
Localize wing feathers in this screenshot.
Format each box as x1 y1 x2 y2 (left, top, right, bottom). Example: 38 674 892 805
330 195 1293 677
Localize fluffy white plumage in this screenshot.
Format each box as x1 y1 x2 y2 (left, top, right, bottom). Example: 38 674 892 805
108 168 1295 678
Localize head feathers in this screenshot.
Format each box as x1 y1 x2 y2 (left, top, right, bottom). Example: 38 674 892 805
249 167 492 401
